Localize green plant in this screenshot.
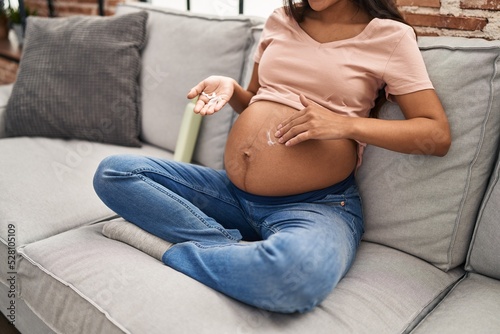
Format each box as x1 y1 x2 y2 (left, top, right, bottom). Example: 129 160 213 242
6 6 37 25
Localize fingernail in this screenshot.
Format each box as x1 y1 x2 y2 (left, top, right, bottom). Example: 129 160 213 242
277 124 282 130
275 131 281 137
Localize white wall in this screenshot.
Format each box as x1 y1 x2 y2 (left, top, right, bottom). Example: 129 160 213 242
244 0 283 17
151 0 186 11
151 0 283 17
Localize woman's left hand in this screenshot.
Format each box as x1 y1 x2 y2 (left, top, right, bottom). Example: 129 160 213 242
274 94 351 146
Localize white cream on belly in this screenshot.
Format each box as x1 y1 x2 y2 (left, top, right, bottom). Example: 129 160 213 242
266 129 277 146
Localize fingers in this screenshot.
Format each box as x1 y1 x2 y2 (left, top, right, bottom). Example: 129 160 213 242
186 81 206 99
193 98 207 114
299 93 310 107
194 94 228 115
275 120 311 146
278 126 311 146
186 88 198 99
275 95 313 146
187 77 229 115
187 84 219 115
275 109 308 146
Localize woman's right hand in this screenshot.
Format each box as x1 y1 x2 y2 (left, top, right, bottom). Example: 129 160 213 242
187 76 236 115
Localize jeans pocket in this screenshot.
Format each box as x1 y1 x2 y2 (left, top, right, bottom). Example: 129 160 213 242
314 194 347 209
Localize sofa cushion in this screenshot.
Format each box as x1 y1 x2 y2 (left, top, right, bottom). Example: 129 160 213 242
411 273 500 334
357 37 500 271
0 282 55 334
17 224 463 334
240 25 264 91
115 3 264 169
4 12 147 147
465 152 500 279
0 137 172 285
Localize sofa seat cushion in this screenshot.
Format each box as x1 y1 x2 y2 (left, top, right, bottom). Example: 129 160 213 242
357 37 500 271
411 273 500 334
0 137 172 284
115 3 265 169
0 282 55 334
17 223 464 334
465 152 500 279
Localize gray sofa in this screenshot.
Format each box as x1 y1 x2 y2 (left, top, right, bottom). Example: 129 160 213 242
1 2 500 333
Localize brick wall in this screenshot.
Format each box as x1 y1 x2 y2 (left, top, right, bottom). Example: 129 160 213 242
397 0 500 39
23 0 122 17
17 0 500 39
0 57 18 85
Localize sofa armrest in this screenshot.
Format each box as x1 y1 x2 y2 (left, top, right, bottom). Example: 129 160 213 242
173 99 203 163
0 84 14 139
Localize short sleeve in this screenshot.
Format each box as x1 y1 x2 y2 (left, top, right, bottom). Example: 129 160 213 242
253 29 267 63
383 28 434 99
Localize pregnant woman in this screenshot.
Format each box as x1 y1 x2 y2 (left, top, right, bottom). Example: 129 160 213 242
93 0 451 313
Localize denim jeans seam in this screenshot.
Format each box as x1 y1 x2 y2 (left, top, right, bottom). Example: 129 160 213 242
259 219 281 234
131 167 242 212
188 241 244 249
135 174 240 242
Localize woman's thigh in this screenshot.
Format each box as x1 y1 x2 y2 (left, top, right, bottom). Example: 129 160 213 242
164 188 363 313
267 197 361 272
94 155 260 241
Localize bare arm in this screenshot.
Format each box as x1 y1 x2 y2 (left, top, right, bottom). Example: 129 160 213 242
275 89 451 156
228 64 260 114
348 89 451 156
186 63 261 115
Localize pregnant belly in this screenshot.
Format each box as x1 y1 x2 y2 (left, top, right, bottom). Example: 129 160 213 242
224 101 357 196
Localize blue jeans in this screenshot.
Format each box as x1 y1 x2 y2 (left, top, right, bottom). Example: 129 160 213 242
93 155 364 313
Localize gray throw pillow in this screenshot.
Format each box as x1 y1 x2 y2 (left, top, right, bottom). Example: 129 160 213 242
5 11 148 147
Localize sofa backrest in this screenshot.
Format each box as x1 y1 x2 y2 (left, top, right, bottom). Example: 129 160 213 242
239 25 264 89
466 152 500 278
357 37 500 271
115 3 264 169
191 21 264 169
117 3 499 273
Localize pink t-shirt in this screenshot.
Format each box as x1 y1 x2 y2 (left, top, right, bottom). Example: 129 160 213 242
250 8 434 166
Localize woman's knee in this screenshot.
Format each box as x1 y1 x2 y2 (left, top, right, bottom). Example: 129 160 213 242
258 244 341 313
93 154 142 195
262 268 337 313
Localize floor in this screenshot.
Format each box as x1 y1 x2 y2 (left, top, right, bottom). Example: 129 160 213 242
0 312 20 334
